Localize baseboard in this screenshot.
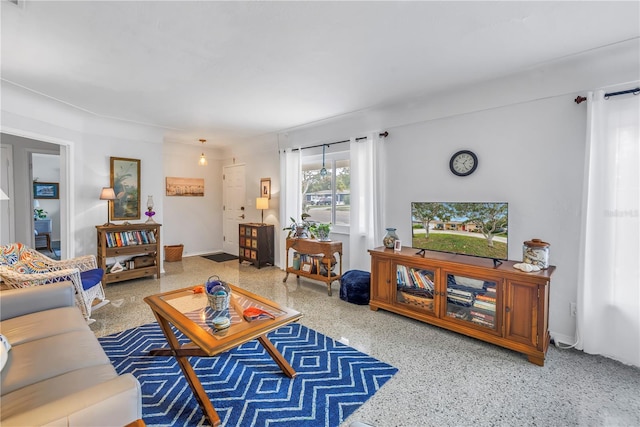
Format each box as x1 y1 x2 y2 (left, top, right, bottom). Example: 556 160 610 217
549 330 576 346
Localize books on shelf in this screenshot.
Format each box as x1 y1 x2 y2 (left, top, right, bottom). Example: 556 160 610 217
396 265 434 291
104 230 157 248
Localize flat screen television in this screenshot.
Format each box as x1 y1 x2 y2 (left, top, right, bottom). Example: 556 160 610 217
411 202 508 262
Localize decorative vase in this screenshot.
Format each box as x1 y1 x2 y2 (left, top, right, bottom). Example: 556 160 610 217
383 228 399 249
316 229 330 241
295 226 309 239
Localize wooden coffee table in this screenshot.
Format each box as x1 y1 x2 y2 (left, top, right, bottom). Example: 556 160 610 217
144 284 303 427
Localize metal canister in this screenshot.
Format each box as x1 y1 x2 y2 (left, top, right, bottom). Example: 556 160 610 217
523 238 550 269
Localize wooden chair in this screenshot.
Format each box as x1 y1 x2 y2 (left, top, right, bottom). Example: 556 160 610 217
0 242 109 324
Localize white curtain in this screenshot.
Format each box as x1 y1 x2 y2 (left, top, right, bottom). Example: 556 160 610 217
577 89 640 367
279 148 301 265
349 134 386 271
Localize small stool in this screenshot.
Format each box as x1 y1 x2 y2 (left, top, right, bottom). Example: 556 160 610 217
340 270 371 305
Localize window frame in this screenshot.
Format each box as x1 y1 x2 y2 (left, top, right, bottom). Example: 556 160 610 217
300 148 350 234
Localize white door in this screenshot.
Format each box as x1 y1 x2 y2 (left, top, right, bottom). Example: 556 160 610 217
222 164 246 255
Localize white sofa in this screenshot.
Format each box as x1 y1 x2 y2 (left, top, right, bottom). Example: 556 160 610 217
0 282 142 426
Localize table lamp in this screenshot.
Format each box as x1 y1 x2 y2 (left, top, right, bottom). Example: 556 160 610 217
256 197 269 224
100 187 116 226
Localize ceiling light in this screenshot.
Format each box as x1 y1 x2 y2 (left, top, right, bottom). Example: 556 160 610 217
198 139 208 166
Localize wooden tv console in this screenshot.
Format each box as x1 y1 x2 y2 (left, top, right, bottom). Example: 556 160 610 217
369 246 555 366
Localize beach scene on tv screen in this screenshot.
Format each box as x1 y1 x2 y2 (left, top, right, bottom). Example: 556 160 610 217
411 202 508 260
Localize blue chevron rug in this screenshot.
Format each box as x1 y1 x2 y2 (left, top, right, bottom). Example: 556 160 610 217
99 322 397 427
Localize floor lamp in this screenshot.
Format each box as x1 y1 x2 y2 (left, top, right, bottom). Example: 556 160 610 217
100 187 116 226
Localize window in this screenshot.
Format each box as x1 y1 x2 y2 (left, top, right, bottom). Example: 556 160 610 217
301 149 350 231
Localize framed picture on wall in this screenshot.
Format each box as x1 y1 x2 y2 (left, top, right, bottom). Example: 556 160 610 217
33 182 59 199
165 177 205 196
260 177 271 199
110 157 140 220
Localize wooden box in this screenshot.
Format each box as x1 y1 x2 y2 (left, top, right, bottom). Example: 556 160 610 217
134 255 155 268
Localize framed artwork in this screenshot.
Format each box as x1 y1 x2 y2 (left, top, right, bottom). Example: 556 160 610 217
260 177 271 199
165 177 205 196
33 182 59 199
110 157 140 220
301 261 313 273
394 240 402 251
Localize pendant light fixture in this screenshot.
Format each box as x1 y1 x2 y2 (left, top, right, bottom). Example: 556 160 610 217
320 145 327 177
198 139 208 166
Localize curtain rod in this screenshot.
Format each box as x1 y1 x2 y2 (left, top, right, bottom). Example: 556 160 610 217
604 87 640 99
574 87 639 104
290 131 388 152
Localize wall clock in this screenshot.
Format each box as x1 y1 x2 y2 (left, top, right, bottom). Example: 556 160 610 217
449 150 478 177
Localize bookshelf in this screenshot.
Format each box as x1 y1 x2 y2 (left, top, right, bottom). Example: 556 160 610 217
96 223 161 284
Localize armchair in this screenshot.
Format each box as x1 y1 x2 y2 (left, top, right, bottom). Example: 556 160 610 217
0 242 109 324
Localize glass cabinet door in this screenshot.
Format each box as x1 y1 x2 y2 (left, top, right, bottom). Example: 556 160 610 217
446 274 498 331
396 265 435 314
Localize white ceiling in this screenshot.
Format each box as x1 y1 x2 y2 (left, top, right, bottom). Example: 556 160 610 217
2 1 639 147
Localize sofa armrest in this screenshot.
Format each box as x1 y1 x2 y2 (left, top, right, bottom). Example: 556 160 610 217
0 282 75 321
0 374 142 427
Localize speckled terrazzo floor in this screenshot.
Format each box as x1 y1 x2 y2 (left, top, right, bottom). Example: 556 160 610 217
89 256 640 427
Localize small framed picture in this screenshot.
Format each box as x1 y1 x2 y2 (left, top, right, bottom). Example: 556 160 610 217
33 182 59 199
301 262 313 273
394 240 402 251
260 177 271 199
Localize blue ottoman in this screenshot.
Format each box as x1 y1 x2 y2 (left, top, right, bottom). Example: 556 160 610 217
340 270 371 305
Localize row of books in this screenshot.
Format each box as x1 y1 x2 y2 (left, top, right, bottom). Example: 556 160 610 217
104 230 156 248
396 265 434 291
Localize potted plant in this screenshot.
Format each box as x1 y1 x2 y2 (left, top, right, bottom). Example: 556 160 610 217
283 213 312 238
310 223 331 241
34 207 48 220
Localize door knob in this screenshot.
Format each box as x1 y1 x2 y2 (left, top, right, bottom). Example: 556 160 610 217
241 206 245 210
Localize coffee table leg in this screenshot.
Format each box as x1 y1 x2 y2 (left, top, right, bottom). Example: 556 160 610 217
153 313 221 427
257 335 297 378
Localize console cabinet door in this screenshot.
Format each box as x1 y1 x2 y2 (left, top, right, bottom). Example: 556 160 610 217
370 256 392 304
504 280 539 348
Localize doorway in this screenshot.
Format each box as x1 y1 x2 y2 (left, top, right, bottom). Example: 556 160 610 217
32 152 61 259
1 132 70 258
222 164 246 255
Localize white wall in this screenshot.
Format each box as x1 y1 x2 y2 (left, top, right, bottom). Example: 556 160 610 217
273 39 640 345
1 82 165 260
162 142 223 257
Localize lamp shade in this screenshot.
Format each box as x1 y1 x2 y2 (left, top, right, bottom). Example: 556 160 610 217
33 199 40 208
256 197 269 210
100 187 116 200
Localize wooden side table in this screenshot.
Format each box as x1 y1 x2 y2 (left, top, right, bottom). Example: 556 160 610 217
283 238 342 296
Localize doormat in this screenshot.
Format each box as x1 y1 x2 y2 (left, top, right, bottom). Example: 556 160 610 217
202 253 239 262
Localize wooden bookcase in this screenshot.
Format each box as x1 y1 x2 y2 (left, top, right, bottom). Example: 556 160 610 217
283 238 343 296
369 246 555 366
96 223 161 284
239 223 274 268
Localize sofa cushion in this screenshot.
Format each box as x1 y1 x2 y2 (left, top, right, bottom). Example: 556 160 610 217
1 330 111 395
0 306 88 346
0 363 118 422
